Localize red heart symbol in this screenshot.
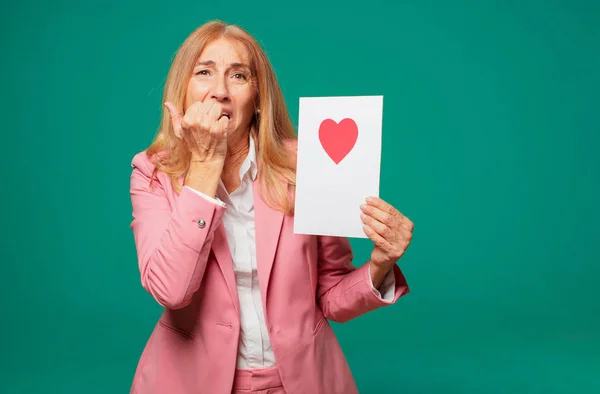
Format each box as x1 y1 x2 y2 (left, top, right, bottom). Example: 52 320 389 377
318 118 358 164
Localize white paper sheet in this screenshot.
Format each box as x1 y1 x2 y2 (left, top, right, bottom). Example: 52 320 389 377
294 95 384 238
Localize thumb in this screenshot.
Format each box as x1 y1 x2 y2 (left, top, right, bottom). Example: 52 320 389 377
164 102 183 139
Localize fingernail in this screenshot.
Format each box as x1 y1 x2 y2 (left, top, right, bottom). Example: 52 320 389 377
366 197 373 202
360 204 367 210
360 213 366 220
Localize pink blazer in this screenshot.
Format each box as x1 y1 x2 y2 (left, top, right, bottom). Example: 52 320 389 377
128 144 410 394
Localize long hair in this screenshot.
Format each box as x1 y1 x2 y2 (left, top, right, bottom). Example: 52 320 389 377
146 20 297 214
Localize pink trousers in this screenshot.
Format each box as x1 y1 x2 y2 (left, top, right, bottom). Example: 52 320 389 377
231 366 286 394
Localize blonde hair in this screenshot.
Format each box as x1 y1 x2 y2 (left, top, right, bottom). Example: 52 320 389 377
146 20 297 214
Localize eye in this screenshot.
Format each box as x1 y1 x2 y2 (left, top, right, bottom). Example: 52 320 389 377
195 69 210 76
232 72 247 80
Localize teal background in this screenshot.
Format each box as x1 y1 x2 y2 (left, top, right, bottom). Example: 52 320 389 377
2 0 599 393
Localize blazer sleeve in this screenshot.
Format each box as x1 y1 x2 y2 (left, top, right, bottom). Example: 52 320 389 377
129 153 226 309
316 235 410 323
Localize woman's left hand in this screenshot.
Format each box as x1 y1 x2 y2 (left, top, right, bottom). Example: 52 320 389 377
360 196 414 269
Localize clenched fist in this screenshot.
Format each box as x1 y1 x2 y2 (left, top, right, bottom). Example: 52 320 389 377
164 100 230 164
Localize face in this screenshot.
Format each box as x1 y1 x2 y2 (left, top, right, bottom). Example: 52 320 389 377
185 37 257 136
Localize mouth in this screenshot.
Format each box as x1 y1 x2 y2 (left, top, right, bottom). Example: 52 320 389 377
219 111 231 121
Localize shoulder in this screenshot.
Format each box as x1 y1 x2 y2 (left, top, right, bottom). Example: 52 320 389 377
129 149 175 196
130 149 169 178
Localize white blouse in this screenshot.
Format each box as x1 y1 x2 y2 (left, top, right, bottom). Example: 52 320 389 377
185 136 395 369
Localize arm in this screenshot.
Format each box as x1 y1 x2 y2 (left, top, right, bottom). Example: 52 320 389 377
368 262 397 301
129 157 225 310
316 235 410 323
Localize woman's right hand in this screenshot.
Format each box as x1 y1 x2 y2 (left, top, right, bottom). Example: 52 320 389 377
164 100 229 164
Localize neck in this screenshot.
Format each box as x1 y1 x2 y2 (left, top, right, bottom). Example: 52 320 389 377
221 131 250 192
224 131 249 171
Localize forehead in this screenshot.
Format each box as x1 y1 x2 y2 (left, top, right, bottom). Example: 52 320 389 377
197 37 251 64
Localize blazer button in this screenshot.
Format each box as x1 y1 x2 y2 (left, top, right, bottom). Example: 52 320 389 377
197 219 206 228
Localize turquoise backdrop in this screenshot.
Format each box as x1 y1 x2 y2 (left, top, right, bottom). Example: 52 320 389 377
2 1 599 393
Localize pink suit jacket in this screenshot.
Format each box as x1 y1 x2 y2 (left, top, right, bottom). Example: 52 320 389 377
128 144 410 394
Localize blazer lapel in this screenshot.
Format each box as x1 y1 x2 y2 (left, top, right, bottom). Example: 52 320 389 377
253 179 285 307
211 223 241 314
177 168 286 315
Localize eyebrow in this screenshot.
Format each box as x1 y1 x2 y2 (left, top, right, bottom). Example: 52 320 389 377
195 60 250 69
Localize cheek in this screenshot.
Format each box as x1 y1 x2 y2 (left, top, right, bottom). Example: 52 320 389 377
234 90 256 118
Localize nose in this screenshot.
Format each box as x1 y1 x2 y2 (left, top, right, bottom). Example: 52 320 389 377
210 74 230 102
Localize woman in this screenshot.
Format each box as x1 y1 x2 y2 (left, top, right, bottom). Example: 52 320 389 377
129 20 414 394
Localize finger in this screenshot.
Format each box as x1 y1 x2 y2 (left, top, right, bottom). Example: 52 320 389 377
365 196 404 220
400 219 414 232
190 101 217 132
399 227 413 244
360 203 398 231
363 224 394 251
207 102 223 123
366 196 412 232
187 90 211 114
216 115 229 135
360 212 396 244
361 203 413 233
182 101 215 135
187 100 212 122
164 102 183 139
